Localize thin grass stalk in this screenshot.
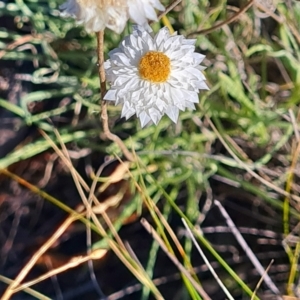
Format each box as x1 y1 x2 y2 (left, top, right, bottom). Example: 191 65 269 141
214 200 280 296
13 250 107 293
251 260 274 300
155 0 182 21
0 275 51 300
119 155 204 298
287 241 300 296
1 215 78 300
141 218 211 300
146 191 202 299
283 141 300 238
141 168 259 299
48 129 164 299
182 218 234 300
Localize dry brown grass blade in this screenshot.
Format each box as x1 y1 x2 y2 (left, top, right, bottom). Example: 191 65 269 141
0 34 42 59
149 199 199 279
251 260 275 300
39 128 125 246
1 215 78 300
13 249 107 293
0 275 51 300
141 218 211 300
52 127 129 248
39 129 164 299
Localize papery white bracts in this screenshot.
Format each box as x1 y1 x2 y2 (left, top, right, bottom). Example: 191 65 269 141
104 26 209 127
60 0 165 33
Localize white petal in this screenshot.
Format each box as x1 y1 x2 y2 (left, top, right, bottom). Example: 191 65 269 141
184 90 199 103
195 81 210 90
148 107 162 124
139 111 151 127
128 1 148 24
185 102 196 110
149 0 165 11
121 101 136 119
104 89 117 101
165 106 179 123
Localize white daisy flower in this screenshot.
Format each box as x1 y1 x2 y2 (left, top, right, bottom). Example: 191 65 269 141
60 0 165 34
104 26 209 127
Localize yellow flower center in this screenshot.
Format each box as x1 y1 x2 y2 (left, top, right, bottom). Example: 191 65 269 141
138 51 171 83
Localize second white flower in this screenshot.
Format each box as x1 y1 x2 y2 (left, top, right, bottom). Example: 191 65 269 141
60 0 164 33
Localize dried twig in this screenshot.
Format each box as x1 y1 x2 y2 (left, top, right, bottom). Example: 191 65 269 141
251 260 275 300
155 0 182 21
188 0 254 37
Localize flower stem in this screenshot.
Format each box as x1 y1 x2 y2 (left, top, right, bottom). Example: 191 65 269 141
96 31 134 162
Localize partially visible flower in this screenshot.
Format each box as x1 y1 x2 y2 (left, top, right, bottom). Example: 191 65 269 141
60 0 165 34
104 26 209 127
